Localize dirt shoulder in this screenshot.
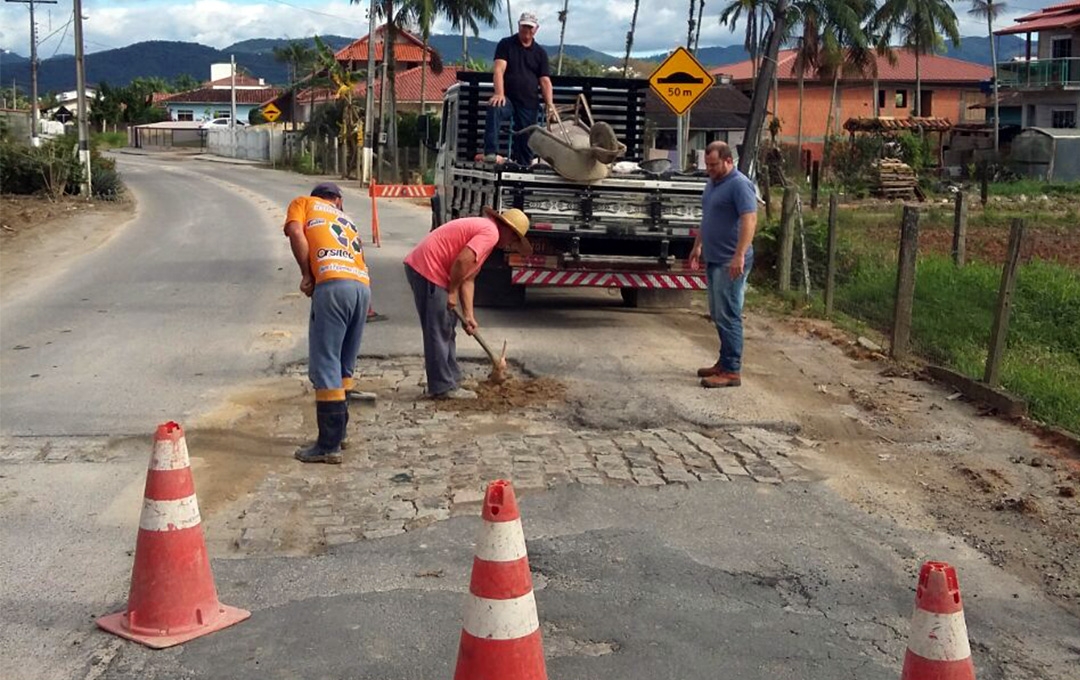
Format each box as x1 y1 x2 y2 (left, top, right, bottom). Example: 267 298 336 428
735 310 1080 615
1 194 136 301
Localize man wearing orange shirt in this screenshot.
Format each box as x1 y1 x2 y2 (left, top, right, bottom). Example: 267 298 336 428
404 207 530 399
283 182 371 464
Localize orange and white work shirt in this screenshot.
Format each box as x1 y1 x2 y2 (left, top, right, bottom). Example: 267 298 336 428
285 196 370 286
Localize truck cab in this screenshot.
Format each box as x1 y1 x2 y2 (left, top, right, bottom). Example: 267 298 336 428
433 72 708 307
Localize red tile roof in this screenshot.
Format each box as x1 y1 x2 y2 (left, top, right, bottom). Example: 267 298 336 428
335 24 432 63
161 87 283 105
300 66 459 104
713 48 992 83
996 2 1080 35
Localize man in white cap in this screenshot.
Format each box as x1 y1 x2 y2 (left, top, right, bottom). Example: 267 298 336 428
481 11 557 165
403 208 531 399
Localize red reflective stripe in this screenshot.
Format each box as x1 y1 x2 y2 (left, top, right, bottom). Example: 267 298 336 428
454 629 546 680
469 556 533 600
144 468 196 501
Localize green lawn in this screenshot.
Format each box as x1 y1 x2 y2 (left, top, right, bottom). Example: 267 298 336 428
833 255 1080 433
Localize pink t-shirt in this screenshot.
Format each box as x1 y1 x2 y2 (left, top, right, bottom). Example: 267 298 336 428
404 217 500 289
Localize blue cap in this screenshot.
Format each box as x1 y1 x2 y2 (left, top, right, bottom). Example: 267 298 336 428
311 182 342 199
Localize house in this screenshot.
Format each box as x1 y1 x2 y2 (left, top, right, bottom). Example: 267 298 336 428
994 0 1080 129
43 87 96 120
275 25 441 124
713 48 992 162
161 64 281 123
645 83 752 165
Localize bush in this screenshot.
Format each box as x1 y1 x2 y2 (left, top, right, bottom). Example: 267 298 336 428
827 135 884 198
751 195 860 291
90 150 122 199
1 134 81 198
92 131 127 149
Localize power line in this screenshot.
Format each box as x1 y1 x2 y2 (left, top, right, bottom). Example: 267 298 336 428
264 0 358 22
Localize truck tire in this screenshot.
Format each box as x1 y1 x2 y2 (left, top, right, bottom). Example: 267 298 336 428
430 194 442 231
621 288 693 309
474 262 526 308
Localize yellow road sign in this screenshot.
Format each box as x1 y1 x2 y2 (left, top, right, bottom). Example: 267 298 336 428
262 102 282 123
649 46 715 116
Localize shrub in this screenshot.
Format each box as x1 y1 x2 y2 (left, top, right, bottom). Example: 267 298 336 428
1 134 81 198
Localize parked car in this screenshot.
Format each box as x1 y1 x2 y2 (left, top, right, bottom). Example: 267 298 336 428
200 118 248 130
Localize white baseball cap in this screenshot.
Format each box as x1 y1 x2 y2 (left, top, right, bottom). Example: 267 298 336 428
518 12 539 27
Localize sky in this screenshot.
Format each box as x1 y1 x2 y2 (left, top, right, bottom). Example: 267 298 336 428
0 0 1058 60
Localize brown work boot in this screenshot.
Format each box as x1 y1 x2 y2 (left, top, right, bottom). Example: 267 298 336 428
697 363 724 378
701 372 741 388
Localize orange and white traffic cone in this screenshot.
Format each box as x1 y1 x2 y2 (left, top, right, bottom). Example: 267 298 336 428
901 561 977 680
453 480 546 680
97 422 250 648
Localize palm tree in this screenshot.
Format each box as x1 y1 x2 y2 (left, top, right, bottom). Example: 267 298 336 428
623 0 641 77
445 0 499 63
719 0 765 79
790 2 827 170
556 0 569 75
873 0 961 118
819 0 872 140
410 0 446 168
273 40 315 132
969 0 1005 153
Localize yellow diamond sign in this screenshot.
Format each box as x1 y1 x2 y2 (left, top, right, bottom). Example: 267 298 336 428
261 102 282 123
649 46 714 116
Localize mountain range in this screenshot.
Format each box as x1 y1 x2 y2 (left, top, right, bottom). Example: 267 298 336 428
0 34 1026 93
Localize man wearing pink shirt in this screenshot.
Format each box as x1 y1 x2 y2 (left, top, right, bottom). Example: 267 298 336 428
404 207 531 399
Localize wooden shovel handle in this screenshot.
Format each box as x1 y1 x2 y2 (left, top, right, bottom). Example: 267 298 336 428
452 306 498 363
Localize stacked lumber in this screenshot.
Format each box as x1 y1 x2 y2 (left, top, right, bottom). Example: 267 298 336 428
872 158 917 199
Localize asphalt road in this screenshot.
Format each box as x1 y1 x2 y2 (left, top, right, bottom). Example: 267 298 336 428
2 153 1077 680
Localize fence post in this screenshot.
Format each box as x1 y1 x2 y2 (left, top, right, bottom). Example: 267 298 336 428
824 192 839 318
762 173 772 222
984 219 1025 387
891 206 920 360
778 185 798 292
952 191 968 266
810 160 820 210
333 135 340 176
980 162 989 207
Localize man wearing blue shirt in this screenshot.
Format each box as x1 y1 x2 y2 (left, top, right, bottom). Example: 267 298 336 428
690 141 758 388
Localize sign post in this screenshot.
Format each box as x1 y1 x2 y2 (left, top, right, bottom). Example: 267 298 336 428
649 47 714 170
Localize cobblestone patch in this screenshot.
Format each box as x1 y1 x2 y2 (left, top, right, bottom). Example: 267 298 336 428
229 357 817 555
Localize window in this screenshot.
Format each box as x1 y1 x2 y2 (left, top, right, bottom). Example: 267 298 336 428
1051 36 1073 59
895 90 908 108
214 110 232 119
1051 108 1076 128
176 110 194 121
877 89 886 110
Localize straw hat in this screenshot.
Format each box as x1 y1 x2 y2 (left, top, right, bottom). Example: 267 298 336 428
482 207 531 251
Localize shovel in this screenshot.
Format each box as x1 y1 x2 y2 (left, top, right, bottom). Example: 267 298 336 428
452 307 509 384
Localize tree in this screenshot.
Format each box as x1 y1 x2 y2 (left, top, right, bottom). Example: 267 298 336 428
313 36 362 177
409 0 446 169
444 0 499 63
873 0 961 118
170 73 200 93
273 40 316 131
557 0 570 75
623 0 641 78
739 0 792 176
969 0 1005 153
558 56 608 77
719 0 766 80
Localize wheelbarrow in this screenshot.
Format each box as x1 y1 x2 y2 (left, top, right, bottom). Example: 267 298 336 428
519 94 627 183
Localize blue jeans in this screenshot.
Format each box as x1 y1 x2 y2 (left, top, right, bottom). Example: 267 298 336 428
706 258 752 373
309 279 371 390
483 100 537 165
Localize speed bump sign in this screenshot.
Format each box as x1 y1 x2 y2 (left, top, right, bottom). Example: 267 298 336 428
649 46 715 116
261 102 282 123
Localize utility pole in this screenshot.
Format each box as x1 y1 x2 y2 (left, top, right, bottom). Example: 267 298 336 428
7 0 58 148
230 54 237 127
73 0 90 196
363 0 376 184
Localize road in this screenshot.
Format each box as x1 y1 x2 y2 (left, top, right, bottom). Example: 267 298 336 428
1 152 1077 680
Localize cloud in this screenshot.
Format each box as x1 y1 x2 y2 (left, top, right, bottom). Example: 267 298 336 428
0 0 1052 60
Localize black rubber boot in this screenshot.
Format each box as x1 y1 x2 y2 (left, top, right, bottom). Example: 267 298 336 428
294 399 347 464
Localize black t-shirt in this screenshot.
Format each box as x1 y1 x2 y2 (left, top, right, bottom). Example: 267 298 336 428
494 35 551 108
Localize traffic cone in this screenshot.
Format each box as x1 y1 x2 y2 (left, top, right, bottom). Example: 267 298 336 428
454 480 546 680
901 561 977 680
97 422 250 648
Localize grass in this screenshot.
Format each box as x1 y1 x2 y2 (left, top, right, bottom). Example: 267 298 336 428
92 131 128 150
833 255 1080 433
987 179 1080 197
